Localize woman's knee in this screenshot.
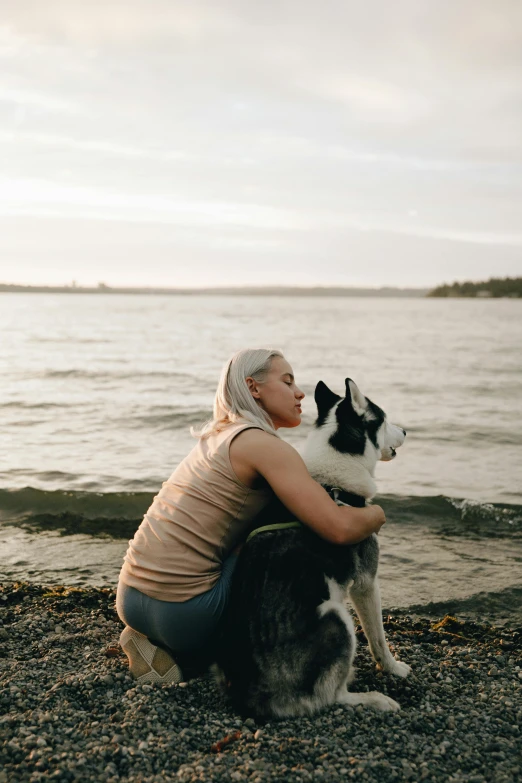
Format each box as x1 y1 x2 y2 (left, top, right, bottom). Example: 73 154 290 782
116 582 148 636
115 581 128 625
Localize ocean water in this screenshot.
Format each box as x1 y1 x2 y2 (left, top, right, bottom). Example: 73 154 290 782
1 294 521 625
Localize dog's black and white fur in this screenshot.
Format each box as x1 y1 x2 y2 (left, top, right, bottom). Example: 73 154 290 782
215 378 410 719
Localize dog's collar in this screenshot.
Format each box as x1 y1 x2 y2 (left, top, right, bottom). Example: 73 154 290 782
246 521 302 543
324 485 366 508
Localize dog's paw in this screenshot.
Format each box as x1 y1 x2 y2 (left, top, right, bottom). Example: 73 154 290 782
377 658 411 678
364 692 401 712
386 660 411 678
338 689 400 712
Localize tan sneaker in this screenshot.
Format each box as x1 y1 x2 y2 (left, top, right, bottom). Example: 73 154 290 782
119 627 183 684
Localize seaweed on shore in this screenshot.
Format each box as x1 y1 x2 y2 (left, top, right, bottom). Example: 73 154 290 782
0 582 117 621
382 614 521 649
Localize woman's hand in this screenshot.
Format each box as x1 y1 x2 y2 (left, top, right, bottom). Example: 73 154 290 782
232 429 386 545
337 503 386 544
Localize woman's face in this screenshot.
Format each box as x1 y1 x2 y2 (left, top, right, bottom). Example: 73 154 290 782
247 355 305 429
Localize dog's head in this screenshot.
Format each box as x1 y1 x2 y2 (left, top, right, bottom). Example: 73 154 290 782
314 378 406 462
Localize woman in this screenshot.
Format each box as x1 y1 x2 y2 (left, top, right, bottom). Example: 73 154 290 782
116 348 386 683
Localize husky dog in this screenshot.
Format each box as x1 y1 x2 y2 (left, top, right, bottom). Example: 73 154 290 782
215 378 410 719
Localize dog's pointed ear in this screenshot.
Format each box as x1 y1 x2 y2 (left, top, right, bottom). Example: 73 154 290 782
345 378 367 416
315 381 341 415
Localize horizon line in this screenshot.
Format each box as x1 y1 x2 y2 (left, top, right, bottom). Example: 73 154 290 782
0 281 431 295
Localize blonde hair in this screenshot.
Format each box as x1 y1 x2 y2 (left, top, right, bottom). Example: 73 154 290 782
193 348 284 439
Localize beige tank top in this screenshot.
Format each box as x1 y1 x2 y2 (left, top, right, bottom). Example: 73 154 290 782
119 422 273 601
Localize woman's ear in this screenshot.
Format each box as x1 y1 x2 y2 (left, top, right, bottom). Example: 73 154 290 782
246 376 261 399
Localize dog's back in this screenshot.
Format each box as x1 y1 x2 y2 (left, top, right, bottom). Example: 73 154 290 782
216 524 378 718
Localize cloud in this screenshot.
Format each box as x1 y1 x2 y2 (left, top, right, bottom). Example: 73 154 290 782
374 223 522 248
0 130 190 161
3 173 521 251
0 176 310 230
0 1 521 285
0 85 84 114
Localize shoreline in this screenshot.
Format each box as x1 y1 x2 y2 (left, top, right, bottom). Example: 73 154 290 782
0 284 429 297
1 583 521 783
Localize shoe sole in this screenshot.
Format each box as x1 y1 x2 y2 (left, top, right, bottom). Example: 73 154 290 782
119 627 184 684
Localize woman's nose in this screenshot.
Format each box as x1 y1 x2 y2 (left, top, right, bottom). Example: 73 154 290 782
296 388 305 400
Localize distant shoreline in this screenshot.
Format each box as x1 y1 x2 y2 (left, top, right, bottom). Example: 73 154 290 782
3 280 520 297
0 283 429 297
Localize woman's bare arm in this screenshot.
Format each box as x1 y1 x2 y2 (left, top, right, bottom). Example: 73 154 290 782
233 430 386 545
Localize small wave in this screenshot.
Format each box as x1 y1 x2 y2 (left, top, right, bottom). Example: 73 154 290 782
405 429 522 446
1 487 521 541
121 407 212 431
0 470 82 484
0 401 70 410
0 487 152 539
43 369 98 379
379 494 522 539
31 337 111 344
6 419 48 428
33 369 201 381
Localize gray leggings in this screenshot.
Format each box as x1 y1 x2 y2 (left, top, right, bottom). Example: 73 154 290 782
116 553 238 657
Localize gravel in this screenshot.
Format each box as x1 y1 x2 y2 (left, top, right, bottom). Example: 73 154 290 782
0 582 521 783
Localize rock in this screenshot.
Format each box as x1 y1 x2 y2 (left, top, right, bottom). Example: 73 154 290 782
99 674 113 685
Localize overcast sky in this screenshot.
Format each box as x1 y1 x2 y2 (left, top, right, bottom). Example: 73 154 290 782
1 0 521 288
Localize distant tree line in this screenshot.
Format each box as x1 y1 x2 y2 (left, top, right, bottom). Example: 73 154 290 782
428 277 522 298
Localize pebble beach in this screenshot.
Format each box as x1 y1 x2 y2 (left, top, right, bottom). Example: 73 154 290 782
1 583 521 783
